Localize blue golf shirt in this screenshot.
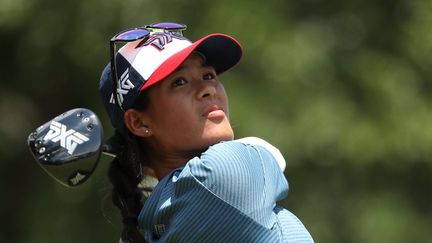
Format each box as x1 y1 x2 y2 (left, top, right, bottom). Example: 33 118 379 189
138 137 314 242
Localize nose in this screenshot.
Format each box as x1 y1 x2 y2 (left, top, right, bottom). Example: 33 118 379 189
196 80 217 100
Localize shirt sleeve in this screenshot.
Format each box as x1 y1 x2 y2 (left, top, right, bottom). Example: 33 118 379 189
235 137 286 171
185 137 289 228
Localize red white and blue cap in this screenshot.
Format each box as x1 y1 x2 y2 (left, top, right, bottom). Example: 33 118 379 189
99 31 242 136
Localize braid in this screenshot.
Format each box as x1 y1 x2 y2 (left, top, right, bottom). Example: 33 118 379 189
108 132 147 243
107 90 152 243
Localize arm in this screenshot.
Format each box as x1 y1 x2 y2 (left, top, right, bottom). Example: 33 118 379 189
186 138 289 228
234 137 286 172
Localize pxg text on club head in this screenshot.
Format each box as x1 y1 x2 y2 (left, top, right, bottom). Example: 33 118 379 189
27 108 103 187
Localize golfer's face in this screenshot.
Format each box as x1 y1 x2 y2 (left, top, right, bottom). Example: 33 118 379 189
145 53 234 155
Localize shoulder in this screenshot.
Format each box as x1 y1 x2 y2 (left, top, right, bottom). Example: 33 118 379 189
185 140 254 184
200 137 285 171
198 138 263 175
234 137 286 171
183 137 289 223
185 137 287 191
203 139 253 165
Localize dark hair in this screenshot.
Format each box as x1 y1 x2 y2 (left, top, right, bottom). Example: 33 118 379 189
107 91 151 243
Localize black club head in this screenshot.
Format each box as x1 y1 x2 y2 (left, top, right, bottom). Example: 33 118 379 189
27 108 103 187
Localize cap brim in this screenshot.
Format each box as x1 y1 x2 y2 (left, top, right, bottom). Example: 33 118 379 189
141 33 242 91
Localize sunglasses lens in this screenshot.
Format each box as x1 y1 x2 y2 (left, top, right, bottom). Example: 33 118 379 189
114 28 150 41
147 22 187 30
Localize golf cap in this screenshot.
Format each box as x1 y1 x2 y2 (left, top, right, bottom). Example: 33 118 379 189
99 30 242 136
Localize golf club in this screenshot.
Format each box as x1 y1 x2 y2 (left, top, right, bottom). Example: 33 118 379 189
27 108 104 187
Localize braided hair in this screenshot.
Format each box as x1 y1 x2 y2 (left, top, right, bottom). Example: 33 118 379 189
107 92 152 243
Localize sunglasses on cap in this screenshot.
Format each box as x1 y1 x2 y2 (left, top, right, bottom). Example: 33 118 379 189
109 22 187 111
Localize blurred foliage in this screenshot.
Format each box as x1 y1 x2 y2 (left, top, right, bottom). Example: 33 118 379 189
1 0 431 242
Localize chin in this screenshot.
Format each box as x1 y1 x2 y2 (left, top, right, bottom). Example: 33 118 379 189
209 130 234 144
202 129 234 146
202 118 234 145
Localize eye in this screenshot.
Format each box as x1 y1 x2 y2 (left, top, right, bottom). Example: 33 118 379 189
203 72 216 80
172 78 188 87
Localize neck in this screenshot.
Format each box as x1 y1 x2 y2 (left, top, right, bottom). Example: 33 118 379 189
145 147 201 180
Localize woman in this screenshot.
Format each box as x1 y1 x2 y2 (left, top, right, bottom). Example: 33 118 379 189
99 22 314 243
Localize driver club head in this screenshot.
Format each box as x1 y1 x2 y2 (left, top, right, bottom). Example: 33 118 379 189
27 108 103 187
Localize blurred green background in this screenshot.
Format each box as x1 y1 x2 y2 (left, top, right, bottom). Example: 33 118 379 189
1 0 431 242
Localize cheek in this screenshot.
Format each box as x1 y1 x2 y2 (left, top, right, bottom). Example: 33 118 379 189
218 86 230 114
152 100 199 134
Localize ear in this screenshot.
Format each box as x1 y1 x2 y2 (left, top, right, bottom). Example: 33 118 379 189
123 109 152 138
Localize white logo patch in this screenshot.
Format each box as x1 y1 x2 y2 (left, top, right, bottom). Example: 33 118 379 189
110 68 135 106
43 121 90 154
70 172 86 185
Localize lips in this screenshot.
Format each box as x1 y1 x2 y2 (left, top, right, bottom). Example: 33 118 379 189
202 105 225 118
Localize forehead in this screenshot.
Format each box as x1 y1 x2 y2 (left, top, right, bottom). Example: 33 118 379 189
174 52 211 72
